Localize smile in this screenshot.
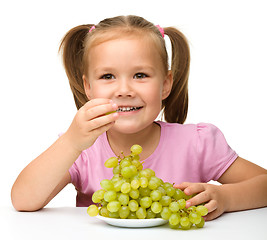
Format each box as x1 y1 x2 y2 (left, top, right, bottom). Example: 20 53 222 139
116 106 143 112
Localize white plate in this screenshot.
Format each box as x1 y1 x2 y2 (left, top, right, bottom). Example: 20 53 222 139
96 215 168 228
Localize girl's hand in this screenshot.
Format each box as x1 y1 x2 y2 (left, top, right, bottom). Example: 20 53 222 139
174 182 228 221
64 98 119 153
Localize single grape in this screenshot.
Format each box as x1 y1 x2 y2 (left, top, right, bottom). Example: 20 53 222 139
121 166 133 178
150 176 161 185
187 206 196 212
111 175 121 183
173 188 185 200
160 195 172 207
169 201 180 212
92 189 105 203
130 179 140 190
163 182 173 189
140 177 148 188
169 213 180 226
140 196 152 208
132 159 141 168
195 217 205 228
99 206 109 217
113 165 121 174
146 168 155 177
131 144 142 155
109 211 119 218
160 207 172 220
189 212 202 224
128 211 137 219
104 157 118 168
104 190 117 202
129 165 137 176
148 178 161 190
181 221 192 230
146 208 156 219
150 189 162 201
151 201 162 214
180 216 190 227
118 193 129 205
139 170 150 178
139 187 151 197
120 159 131 168
166 186 175 197
157 186 166 196
136 207 146 219
169 222 179 229
196 205 208 216
131 154 140 161
114 179 125 192
107 201 121 213
100 179 114 191
178 198 186 209
87 205 99 216
121 182 131 193
119 206 130 219
128 200 139 212
129 189 139 199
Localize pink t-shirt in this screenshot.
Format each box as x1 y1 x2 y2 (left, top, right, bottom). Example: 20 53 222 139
68 121 238 207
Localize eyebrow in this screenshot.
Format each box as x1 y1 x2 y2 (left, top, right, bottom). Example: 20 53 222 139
93 65 156 73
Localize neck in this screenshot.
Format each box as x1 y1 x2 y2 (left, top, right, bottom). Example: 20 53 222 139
106 122 161 160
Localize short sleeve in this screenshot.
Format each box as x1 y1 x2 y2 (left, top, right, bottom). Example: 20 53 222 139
197 123 238 182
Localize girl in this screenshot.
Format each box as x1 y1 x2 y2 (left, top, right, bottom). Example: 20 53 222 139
11 15 267 220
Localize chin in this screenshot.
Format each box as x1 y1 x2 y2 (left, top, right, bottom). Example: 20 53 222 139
111 120 147 135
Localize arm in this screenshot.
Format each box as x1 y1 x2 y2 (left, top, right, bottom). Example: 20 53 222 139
217 157 267 212
175 157 267 220
11 99 119 211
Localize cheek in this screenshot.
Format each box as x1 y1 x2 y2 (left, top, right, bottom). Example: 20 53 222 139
89 84 108 99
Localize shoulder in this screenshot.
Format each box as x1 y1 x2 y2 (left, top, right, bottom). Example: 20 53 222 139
158 121 223 135
157 121 229 150
157 121 220 140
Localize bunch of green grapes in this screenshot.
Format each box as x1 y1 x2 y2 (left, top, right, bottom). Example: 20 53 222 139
87 144 208 229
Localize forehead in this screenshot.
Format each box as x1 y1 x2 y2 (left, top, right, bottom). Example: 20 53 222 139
88 35 163 70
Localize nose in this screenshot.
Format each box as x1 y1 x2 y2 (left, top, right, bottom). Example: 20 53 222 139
115 78 135 98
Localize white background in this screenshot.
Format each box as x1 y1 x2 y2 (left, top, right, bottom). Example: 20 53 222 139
1 0 266 208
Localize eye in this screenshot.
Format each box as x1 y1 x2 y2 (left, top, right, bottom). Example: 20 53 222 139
134 73 148 79
100 74 115 80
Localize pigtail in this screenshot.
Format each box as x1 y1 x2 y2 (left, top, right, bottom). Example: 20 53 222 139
59 24 93 109
163 27 190 124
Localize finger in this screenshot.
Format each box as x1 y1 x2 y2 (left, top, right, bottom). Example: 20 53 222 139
85 102 118 120
203 206 221 221
186 191 211 208
83 98 113 109
85 111 119 131
90 121 116 137
173 182 192 190
182 183 206 196
204 199 217 214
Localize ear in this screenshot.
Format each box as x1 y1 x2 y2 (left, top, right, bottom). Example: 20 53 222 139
83 75 91 100
162 70 173 100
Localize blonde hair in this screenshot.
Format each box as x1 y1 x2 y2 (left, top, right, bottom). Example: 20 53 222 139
59 15 190 124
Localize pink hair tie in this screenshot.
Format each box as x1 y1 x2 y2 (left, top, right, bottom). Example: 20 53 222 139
89 26 95 33
156 25 164 38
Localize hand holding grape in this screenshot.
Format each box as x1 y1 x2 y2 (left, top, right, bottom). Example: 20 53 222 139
64 98 119 153
174 182 228 221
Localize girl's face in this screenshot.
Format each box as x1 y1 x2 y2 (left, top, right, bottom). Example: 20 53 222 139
83 36 172 134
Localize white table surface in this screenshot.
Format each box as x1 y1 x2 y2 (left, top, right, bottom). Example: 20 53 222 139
1 206 266 240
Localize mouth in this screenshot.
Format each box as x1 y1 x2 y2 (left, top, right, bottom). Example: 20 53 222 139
116 106 143 112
